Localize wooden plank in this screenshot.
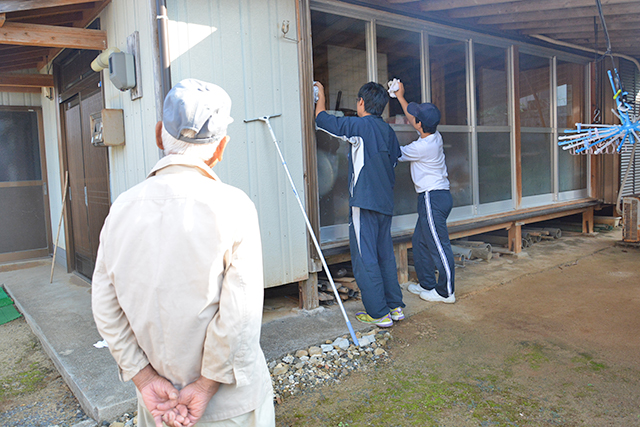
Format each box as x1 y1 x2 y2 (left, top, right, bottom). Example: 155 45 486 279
298 273 319 310
0 0 95 14
0 73 53 87
447 0 636 19
7 2 95 19
0 13 5 27
0 21 106 49
508 223 522 253
476 4 640 25
512 45 522 209
582 207 594 234
498 14 640 31
417 0 519 12
449 223 511 240
394 242 409 285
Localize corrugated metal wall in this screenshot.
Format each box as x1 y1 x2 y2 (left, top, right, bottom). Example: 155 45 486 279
166 0 309 287
619 59 640 197
100 0 164 199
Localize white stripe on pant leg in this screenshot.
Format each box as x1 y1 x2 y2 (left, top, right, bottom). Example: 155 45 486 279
352 207 362 255
425 192 452 296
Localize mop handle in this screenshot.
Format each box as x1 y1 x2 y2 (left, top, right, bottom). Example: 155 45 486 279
245 115 360 347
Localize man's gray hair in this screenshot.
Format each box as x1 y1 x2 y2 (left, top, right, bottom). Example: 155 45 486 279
161 125 220 161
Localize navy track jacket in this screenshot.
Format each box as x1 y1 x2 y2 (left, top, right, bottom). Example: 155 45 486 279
316 112 401 216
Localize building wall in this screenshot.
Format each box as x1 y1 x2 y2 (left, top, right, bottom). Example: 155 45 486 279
99 0 164 199
166 0 309 287
94 0 309 287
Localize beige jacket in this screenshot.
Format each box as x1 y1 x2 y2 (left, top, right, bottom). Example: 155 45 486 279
92 155 272 422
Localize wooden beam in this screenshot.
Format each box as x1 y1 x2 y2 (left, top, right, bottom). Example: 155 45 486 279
7 2 95 19
298 274 319 310
497 14 640 31
418 0 519 12
0 0 96 14
476 4 640 25
0 13 5 27
0 73 53 88
520 22 640 35
447 0 636 19
0 21 106 49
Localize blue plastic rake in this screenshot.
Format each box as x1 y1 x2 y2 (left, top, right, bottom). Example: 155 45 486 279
558 69 639 155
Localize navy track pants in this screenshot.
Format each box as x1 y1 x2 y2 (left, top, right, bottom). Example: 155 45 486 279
349 207 405 319
413 190 455 298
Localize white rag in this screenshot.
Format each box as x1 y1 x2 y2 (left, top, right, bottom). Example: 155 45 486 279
387 78 400 98
313 81 319 103
93 339 109 349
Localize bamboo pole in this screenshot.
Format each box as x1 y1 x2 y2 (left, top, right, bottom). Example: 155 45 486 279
50 171 69 283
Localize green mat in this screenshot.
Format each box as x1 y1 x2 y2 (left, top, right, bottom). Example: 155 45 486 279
0 288 13 307
0 288 22 325
0 305 21 324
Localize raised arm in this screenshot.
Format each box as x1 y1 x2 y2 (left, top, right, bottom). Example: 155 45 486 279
395 82 418 128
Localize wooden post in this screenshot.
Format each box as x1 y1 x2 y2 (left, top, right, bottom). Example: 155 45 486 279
394 242 409 284
298 272 319 310
508 222 522 253
582 207 594 234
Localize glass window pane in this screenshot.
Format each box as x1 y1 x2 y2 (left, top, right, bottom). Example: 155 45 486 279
557 61 587 192
557 61 585 129
430 36 467 125
442 132 472 207
475 44 508 126
478 132 511 204
0 111 41 182
312 11 366 116
317 129 350 227
376 25 422 123
312 11 367 227
558 148 587 192
394 130 420 216
520 53 550 128
521 132 552 197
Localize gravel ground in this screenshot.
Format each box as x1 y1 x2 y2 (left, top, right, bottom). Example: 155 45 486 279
0 314 390 427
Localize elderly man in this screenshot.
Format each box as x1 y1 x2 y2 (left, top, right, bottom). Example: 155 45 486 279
92 79 274 427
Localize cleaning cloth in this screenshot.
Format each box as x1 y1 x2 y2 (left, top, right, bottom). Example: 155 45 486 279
387 78 400 98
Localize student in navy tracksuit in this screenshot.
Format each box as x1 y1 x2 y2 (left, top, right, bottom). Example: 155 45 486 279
314 81 405 327
394 81 456 303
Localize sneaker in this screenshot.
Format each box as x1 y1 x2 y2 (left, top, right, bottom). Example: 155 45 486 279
355 311 393 327
407 283 428 295
390 307 405 321
419 288 456 304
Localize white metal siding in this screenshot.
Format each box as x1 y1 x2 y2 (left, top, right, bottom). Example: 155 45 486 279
166 0 309 287
100 0 164 200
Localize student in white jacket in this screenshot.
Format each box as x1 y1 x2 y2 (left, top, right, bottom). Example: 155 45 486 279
394 82 456 304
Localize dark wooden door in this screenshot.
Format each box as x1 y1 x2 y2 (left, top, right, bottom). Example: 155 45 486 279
59 49 110 279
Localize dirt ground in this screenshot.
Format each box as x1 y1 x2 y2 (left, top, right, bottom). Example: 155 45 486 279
276 235 640 426
1 230 640 427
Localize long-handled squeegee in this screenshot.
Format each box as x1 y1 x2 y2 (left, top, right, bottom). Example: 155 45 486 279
245 114 360 347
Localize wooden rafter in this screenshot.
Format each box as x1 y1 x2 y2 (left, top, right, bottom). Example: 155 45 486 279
475 3 640 25
0 73 54 88
444 0 638 19
0 0 96 14
497 14 639 31
0 21 106 49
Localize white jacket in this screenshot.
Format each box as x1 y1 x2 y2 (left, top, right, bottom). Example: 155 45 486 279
92 154 271 422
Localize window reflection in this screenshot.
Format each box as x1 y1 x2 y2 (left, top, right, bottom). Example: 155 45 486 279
377 25 422 123
475 44 508 126
557 61 587 192
478 132 511 204
430 36 467 125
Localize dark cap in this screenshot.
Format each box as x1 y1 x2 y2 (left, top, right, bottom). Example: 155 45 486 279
163 79 233 145
407 102 441 131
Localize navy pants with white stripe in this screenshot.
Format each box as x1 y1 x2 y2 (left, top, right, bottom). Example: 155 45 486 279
349 207 405 319
413 190 455 298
